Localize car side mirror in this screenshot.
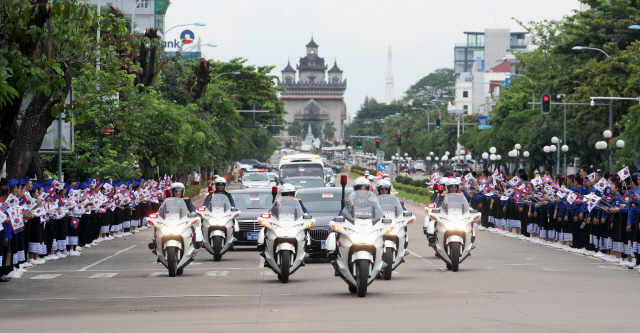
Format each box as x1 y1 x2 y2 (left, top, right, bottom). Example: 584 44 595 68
188 213 198 218
431 208 440 214
470 209 477 214
382 218 392 224
402 212 412 217
334 217 345 222
231 208 239 212
303 215 312 219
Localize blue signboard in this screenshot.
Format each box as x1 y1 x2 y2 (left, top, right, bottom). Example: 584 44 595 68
479 116 488 126
348 159 353 165
378 164 386 172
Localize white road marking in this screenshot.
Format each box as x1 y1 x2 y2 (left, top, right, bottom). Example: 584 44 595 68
148 272 163 277
205 271 229 277
78 244 138 271
31 274 61 280
88 273 117 279
257 257 264 268
260 270 275 276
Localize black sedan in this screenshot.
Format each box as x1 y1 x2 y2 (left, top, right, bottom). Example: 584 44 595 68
231 189 280 245
296 187 353 258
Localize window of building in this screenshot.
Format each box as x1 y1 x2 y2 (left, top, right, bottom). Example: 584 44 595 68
136 0 149 9
310 62 315 66
286 76 292 84
106 2 113 8
455 48 465 61
463 91 468 98
476 34 484 47
309 77 315 84
310 49 315 54
463 105 468 111
332 77 338 84
454 62 465 74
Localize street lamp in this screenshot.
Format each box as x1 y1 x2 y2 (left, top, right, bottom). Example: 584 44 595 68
489 147 496 154
595 130 624 172
630 25 640 29
164 22 207 35
523 151 530 171
411 107 431 131
213 72 241 80
506 73 535 110
422 104 442 120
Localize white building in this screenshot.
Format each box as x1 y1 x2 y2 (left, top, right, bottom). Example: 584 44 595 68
87 0 170 34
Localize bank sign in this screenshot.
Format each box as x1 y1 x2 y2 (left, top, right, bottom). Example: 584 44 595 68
164 29 195 49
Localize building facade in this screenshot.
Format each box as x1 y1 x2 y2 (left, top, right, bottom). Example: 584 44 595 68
87 0 170 34
454 29 530 77
278 38 347 138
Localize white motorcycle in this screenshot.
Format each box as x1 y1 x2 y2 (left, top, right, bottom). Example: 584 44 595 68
424 193 479 272
326 190 392 297
378 195 415 280
258 196 315 283
148 198 201 277
197 194 240 261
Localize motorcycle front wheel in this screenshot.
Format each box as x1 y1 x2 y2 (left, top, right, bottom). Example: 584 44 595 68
356 260 369 297
449 242 460 272
212 236 223 261
279 250 291 283
383 248 393 280
167 247 178 277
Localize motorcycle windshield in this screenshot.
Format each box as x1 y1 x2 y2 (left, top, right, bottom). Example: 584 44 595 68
440 194 470 215
270 196 304 221
342 190 384 223
377 194 404 218
207 194 231 213
157 198 189 220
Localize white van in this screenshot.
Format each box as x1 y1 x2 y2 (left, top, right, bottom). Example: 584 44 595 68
278 154 325 182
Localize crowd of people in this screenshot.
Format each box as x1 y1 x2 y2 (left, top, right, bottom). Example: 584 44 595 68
0 176 168 282
445 166 640 272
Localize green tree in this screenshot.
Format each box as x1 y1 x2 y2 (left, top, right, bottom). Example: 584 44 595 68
403 68 455 102
287 120 303 137
323 121 337 140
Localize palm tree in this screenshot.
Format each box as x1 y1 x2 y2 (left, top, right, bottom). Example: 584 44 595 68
287 120 303 137
323 121 336 140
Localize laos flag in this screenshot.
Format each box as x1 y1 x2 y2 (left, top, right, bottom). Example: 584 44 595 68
70 217 80 229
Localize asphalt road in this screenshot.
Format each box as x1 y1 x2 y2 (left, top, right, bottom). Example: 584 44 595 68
2 178 640 332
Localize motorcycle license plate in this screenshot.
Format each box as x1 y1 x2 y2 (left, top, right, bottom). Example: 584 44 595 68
321 240 326 249
247 232 259 240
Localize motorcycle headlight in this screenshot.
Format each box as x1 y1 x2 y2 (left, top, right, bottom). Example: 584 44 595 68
443 218 467 230
208 217 225 226
161 224 184 236
274 225 299 237
349 230 378 244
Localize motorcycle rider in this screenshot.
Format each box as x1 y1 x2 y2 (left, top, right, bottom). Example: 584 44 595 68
339 177 378 217
425 177 461 248
376 179 406 210
279 183 308 214
203 177 235 208
148 182 196 251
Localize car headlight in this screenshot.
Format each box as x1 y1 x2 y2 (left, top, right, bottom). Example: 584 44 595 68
443 218 467 230
161 224 184 236
349 230 378 244
274 225 299 237
263 184 269 187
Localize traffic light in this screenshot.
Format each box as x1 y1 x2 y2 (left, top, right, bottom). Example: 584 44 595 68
356 139 362 149
435 118 441 130
375 138 380 149
346 140 351 149
396 135 402 146
541 94 551 114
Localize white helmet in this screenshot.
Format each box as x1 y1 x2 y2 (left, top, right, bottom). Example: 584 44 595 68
169 182 186 197
214 177 227 186
376 178 392 193
364 171 370 176
367 175 375 181
353 177 370 191
442 177 461 194
281 183 296 196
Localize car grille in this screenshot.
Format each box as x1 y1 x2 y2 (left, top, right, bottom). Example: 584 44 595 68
238 220 261 231
309 229 330 241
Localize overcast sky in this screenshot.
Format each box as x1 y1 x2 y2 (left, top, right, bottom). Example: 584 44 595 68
164 0 582 122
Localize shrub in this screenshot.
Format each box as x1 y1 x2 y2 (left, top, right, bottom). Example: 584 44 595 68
401 177 413 185
395 175 405 183
412 180 424 188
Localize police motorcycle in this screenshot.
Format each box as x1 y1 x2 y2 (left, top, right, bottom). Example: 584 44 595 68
258 187 315 283
378 193 415 280
326 176 393 297
147 197 201 277
424 178 480 272
197 193 240 261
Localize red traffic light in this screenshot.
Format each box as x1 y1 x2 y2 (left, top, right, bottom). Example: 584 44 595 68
543 95 550 102
608 138 613 142
397 135 401 139
376 138 380 143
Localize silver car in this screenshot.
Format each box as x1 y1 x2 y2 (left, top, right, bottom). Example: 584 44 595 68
241 173 271 189
266 172 279 187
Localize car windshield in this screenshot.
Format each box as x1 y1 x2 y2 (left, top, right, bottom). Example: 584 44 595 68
243 173 269 182
240 159 258 165
296 190 351 215
270 196 304 220
280 163 324 179
206 194 232 213
377 194 404 218
324 169 332 176
342 190 384 223
157 198 189 220
267 174 277 182
232 192 278 210
285 178 325 189
441 194 470 215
